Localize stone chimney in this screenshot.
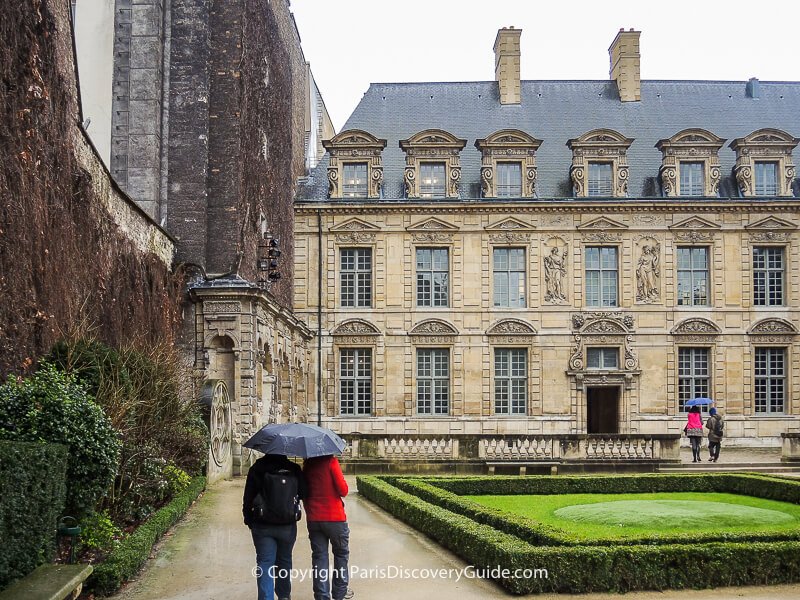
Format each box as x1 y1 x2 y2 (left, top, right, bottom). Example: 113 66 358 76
494 27 521 105
609 28 641 102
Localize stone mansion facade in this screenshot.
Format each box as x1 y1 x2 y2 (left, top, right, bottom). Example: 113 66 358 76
294 28 800 447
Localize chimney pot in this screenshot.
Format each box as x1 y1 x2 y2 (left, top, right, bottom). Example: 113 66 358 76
609 29 641 102
494 27 522 105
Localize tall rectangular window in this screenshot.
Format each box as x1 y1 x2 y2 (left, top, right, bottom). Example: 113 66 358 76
420 162 446 198
755 161 779 196
493 248 526 308
587 347 619 370
755 347 786 414
496 162 522 197
753 247 784 306
677 247 709 306
342 163 368 197
417 349 449 415
416 248 449 307
585 246 618 307
680 162 704 196
587 162 612 196
340 349 372 415
340 248 372 307
494 348 527 415
678 348 710 412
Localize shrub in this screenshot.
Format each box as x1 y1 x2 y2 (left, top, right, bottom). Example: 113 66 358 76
0 441 68 588
0 364 120 518
79 510 123 555
87 476 206 596
357 475 800 594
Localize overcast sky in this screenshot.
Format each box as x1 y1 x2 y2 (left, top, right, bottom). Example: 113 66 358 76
290 0 800 132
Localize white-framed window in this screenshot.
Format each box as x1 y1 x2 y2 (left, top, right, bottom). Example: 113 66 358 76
340 248 372 307
342 162 368 197
677 247 709 306
587 162 613 196
679 162 705 196
753 247 784 306
339 348 372 415
419 162 446 198
754 161 779 196
416 348 449 415
493 248 526 308
585 246 618 307
494 348 527 415
496 162 523 198
416 248 449 307
678 347 710 412
587 347 619 370
755 347 786 414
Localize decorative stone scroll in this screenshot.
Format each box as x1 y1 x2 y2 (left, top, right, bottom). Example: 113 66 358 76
330 218 379 244
487 319 536 344
748 318 798 343
409 319 458 344
332 320 381 345
399 129 467 199
569 313 637 372
486 217 534 243
199 380 231 468
407 217 458 243
577 216 626 243
323 130 387 199
730 129 799 198
668 216 720 244
474 129 542 198
745 216 796 243
656 129 726 197
670 318 721 343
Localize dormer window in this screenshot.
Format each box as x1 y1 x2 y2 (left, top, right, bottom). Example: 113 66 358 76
656 129 725 197
323 130 387 199
730 129 798 198
567 129 633 198
400 129 467 199
475 129 541 198
342 163 368 197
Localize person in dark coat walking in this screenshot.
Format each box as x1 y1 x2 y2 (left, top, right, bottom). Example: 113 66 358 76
706 407 724 462
243 454 306 600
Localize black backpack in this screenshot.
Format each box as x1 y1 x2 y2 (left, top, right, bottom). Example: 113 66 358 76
713 417 724 437
251 467 301 525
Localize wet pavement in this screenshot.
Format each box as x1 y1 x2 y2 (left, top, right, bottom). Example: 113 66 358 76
109 477 800 600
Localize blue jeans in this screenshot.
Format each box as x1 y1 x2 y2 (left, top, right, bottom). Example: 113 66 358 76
251 523 297 600
308 521 350 600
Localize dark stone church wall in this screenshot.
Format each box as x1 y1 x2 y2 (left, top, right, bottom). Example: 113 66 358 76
0 0 182 377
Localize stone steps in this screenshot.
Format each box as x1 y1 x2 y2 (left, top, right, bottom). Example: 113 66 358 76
659 463 800 474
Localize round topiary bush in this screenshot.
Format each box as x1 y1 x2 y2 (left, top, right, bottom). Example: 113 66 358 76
0 363 120 518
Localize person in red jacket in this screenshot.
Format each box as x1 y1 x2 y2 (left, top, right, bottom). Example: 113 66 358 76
303 455 353 600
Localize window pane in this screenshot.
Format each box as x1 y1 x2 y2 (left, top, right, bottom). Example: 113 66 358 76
496 162 522 197
585 246 617 307
416 248 449 307
755 162 778 196
753 247 784 306
340 349 371 415
493 248 526 308
755 347 785 413
587 162 612 196
420 163 446 198
494 348 526 414
418 349 449 414
680 162 704 196
342 163 368 197
677 247 709 306
678 347 710 412
341 248 372 307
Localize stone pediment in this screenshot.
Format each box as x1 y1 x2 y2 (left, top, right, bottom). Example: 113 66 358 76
409 319 458 336
577 216 627 231
748 318 797 336
487 319 537 335
407 218 459 232
669 216 720 231
486 217 535 232
745 217 796 231
671 318 721 336
323 129 387 149
399 129 467 150
571 312 634 332
330 218 381 232
332 319 381 336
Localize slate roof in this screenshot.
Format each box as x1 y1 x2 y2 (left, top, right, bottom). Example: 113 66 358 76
300 79 800 201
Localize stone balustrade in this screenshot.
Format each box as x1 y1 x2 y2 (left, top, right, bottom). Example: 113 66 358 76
340 433 681 463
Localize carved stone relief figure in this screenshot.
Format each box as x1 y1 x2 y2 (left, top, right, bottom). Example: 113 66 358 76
635 241 661 303
543 239 568 304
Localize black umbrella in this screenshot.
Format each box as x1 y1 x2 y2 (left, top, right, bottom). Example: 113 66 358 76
243 423 346 458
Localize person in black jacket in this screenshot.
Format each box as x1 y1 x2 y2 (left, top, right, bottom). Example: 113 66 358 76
243 454 306 600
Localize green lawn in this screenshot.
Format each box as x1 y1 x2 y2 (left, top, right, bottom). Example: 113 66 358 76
466 492 800 539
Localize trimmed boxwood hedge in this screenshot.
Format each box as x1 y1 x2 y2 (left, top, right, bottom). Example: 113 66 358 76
87 475 206 596
0 441 68 589
392 475 800 547
358 474 800 594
